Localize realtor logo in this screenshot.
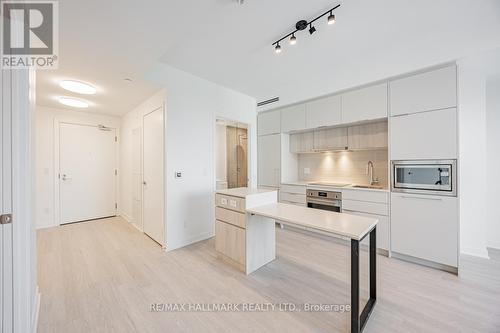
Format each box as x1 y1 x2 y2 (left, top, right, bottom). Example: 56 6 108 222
1 0 58 69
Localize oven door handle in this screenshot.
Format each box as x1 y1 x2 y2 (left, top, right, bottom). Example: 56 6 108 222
306 198 341 207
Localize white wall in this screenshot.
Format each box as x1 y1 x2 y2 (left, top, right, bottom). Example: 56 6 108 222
146 63 256 251
119 90 166 230
35 106 121 229
486 76 500 250
457 48 500 257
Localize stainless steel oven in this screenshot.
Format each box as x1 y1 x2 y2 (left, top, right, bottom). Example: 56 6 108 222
306 189 342 212
392 160 457 196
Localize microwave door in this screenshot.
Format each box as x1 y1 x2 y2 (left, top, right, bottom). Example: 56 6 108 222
394 164 452 192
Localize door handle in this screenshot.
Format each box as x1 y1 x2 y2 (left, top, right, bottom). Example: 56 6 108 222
61 174 71 181
143 181 147 186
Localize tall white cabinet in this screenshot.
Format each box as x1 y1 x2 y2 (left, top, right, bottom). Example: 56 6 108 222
389 65 459 271
258 109 281 188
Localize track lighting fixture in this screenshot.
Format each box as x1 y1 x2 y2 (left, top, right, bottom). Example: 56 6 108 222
309 24 316 35
275 43 282 54
328 12 336 25
272 4 340 54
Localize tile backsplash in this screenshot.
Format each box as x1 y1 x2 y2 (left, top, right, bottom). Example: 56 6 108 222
298 150 389 187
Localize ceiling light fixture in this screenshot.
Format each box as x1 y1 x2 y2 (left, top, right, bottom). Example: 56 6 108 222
309 24 316 35
59 80 97 95
275 43 282 54
272 3 340 54
328 11 336 25
58 97 89 108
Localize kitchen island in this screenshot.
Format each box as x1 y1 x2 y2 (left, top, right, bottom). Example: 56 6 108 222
215 187 378 333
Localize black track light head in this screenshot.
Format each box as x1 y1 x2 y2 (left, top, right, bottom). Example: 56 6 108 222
290 34 297 45
328 12 336 25
275 43 282 54
309 24 316 35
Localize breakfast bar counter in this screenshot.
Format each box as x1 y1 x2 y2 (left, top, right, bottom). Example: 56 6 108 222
215 188 378 333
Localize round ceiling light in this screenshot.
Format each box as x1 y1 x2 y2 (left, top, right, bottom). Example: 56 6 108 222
58 97 89 108
59 80 97 95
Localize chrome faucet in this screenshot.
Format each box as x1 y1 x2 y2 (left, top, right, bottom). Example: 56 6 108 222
367 161 379 186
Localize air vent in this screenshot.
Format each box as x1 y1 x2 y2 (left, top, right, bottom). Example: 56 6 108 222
257 97 279 107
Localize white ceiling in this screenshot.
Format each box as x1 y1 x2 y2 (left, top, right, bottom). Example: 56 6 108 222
37 0 500 116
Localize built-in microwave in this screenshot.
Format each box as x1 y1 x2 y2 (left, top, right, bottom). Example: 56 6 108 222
391 160 457 196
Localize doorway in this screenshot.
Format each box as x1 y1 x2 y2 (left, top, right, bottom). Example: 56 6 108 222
142 107 165 245
58 122 118 224
215 119 248 189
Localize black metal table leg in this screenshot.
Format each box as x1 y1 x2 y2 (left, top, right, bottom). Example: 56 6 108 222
351 226 377 333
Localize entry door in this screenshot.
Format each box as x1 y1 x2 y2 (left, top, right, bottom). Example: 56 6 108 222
59 123 117 224
143 108 164 245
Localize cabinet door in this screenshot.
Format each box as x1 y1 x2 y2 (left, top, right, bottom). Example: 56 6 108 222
306 95 342 129
390 66 457 116
215 220 246 265
258 134 281 187
343 83 388 123
290 131 314 153
390 108 457 160
343 210 389 251
313 127 348 151
258 110 281 135
391 193 458 267
281 104 306 133
348 121 388 150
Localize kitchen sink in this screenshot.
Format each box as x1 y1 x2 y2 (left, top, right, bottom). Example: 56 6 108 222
351 185 384 189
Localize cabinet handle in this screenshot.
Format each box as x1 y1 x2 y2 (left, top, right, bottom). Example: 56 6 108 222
400 195 442 201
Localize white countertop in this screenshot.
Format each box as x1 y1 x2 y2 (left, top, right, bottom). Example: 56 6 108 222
281 181 389 192
247 203 378 240
216 187 277 198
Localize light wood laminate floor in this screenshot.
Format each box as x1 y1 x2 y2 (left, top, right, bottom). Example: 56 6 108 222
37 217 500 333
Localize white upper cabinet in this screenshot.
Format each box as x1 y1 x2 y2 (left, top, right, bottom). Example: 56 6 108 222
258 110 281 136
258 134 281 187
390 108 457 160
390 66 457 116
281 104 306 133
342 83 388 123
306 95 342 129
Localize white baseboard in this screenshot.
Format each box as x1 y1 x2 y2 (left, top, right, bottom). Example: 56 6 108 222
36 223 58 230
119 212 133 223
460 247 490 259
165 231 214 252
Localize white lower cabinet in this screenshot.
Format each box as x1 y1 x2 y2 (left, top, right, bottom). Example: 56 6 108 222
343 210 389 251
390 108 457 160
391 193 458 267
258 134 281 187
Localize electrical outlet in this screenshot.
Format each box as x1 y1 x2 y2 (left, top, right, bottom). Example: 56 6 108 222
304 168 311 175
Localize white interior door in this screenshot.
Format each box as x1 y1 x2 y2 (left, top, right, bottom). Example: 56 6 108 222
143 108 164 245
59 123 117 224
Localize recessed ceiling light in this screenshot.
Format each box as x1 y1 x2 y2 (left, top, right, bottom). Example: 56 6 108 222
59 80 97 95
59 97 89 108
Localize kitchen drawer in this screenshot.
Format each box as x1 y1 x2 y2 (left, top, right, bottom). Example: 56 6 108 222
342 199 388 216
280 184 306 195
343 210 389 251
215 194 245 213
215 220 246 266
342 189 389 204
215 207 246 229
280 192 306 204
279 200 306 207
